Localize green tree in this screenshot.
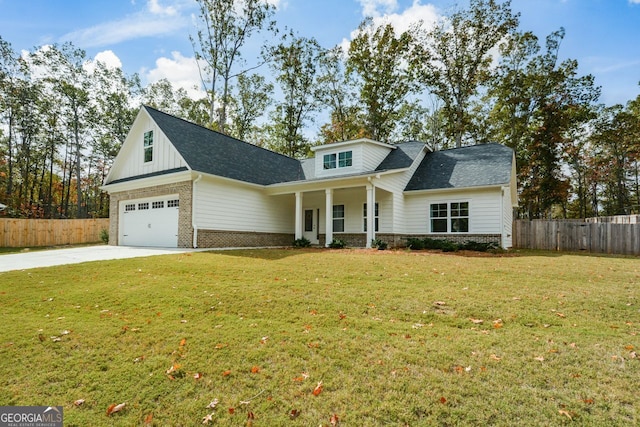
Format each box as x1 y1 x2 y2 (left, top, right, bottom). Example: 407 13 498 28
228 73 273 142
347 19 417 142
487 28 600 218
191 0 275 133
266 32 321 158
416 0 519 147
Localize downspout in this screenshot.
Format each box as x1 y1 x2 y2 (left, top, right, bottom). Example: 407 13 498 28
192 174 203 248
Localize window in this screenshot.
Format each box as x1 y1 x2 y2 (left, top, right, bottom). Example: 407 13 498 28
152 201 164 209
333 204 345 232
338 151 352 168
430 202 469 233
138 202 149 210
363 202 379 232
167 199 179 208
144 131 153 163
323 150 352 170
323 154 336 170
125 204 135 212
450 202 469 232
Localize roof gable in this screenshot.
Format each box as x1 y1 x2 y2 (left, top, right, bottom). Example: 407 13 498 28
145 106 305 185
405 143 514 191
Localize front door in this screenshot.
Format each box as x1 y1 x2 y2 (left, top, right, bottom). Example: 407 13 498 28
303 208 319 244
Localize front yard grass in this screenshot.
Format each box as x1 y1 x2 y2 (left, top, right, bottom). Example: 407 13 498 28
0 248 638 426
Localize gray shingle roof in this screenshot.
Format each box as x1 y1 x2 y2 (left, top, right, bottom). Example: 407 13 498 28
405 143 513 191
145 106 305 185
376 141 426 171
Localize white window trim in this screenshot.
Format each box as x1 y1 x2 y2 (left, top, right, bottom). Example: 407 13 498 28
363 202 379 232
429 201 470 233
322 150 353 170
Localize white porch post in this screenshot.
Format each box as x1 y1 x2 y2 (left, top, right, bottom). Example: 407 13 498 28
325 189 333 247
366 182 375 248
294 191 303 240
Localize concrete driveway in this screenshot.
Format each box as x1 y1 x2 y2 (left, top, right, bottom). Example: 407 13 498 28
0 245 204 272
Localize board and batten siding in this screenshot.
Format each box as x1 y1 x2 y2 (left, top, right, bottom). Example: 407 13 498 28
107 110 188 182
194 177 294 233
404 187 503 235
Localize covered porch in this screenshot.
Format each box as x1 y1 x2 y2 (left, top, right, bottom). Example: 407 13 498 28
267 175 395 248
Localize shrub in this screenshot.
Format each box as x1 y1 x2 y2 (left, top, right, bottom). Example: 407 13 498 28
371 238 388 250
292 237 311 248
100 228 109 244
328 239 346 249
406 237 425 250
405 237 502 253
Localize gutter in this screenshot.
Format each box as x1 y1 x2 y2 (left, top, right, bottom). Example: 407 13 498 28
192 174 203 248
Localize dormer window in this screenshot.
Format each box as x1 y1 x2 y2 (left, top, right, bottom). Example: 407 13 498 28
323 153 336 170
144 130 153 163
338 151 352 167
323 150 352 170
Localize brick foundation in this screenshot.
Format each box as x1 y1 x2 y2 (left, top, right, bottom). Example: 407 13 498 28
320 233 502 248
197 230 294 248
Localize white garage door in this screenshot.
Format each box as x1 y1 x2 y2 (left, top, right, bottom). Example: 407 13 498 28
120 195 179 247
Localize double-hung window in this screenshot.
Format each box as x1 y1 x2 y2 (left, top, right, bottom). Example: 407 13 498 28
338 151 352 168
430 202 469 233
143 131 154 163
363 202 379 232
333 205 345 232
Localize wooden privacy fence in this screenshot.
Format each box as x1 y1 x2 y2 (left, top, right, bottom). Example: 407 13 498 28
513 219 640 256
0 218 110 247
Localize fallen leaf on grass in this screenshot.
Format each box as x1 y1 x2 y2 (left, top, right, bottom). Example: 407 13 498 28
469 318 483 324
143 413 153 426
490 354 502 361
289 409 300 419
251 366 260 373
228 407 235 414
202 412 214 424
222 370 232 377
558 409 573 420
106 402 126 416
247 411 255 427
330 413 340 425
207 399 219 409
260 336 269 344
439 396 447 404
194 372 203 380
73 399 85 406
180 338 187 347
312 381 323 396
534 356 545 362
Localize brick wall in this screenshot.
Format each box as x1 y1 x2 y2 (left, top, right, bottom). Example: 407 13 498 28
108 181 193 247
197 230 294 248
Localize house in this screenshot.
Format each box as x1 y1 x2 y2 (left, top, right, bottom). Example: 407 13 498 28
101 106 517 249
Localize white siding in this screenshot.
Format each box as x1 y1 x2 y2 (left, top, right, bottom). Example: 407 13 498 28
195 176 294 233
404 187 503 235
313 141 392 178
502 187 513 248
107 109 188 183
315 187 392 234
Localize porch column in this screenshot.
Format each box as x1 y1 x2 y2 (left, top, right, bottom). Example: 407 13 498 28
325 189 333 247
366 182 376 248
294 191 303 240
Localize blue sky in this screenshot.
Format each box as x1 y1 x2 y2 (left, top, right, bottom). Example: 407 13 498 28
1 0 639 106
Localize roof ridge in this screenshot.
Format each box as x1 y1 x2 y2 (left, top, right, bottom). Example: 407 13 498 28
143 105 301 162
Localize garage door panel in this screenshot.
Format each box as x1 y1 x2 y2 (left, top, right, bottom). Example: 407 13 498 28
120 196 179 247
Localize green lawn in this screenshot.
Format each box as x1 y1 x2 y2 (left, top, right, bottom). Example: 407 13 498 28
0 248 638 426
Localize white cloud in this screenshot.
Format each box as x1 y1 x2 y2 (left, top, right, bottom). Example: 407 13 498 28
630 0 640 4
341 1 441 51
371 0 440 34
358 0 398 18
94 50 123 69
61 0 189 48
145 51 205 99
